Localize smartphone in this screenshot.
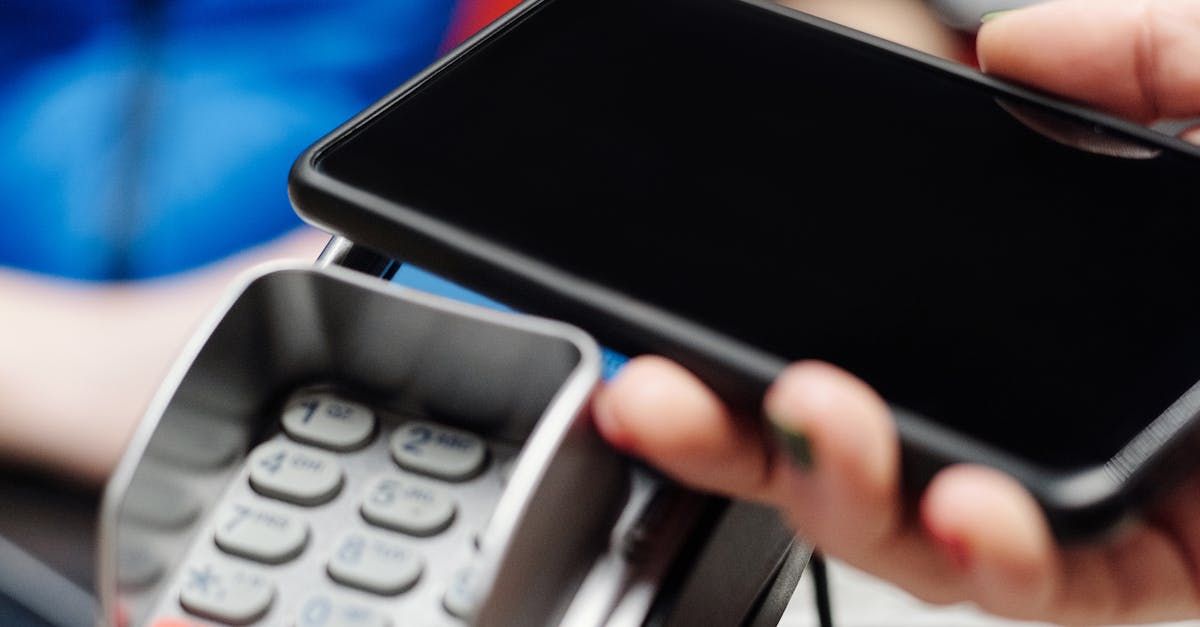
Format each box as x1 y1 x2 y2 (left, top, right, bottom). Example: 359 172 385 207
289 0 1200 538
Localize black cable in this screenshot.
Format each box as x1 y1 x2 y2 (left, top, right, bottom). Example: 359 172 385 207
810 549 834 627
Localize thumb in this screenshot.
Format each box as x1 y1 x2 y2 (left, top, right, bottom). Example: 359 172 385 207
978 0 1200 123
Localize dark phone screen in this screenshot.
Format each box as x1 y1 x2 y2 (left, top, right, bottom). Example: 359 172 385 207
315 0 1200 471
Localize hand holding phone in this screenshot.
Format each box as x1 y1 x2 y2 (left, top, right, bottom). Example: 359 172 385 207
597 2 1200 624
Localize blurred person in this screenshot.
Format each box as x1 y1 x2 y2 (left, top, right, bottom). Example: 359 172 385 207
0 0 517 483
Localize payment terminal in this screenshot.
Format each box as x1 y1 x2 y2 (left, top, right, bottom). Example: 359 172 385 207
97 246 806 626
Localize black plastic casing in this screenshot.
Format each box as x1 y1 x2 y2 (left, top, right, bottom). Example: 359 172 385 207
289 0 1200 540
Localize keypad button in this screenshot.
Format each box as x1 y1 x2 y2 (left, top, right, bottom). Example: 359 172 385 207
248 440 343 506
390 421 487 481
297 593 392 627
282 394 376 451
179 562 274 625
327 529 423 596
214 502 309 564
443 565 484 621
361 475 456 536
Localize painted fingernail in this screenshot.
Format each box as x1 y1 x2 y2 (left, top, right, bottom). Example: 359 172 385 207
929 529 972 572
768 415 814 471
943 536 972 571
980 9 1015 24
1179 126 1200 145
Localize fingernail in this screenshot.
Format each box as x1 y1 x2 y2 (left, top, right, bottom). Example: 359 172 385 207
768 414 814 471
980 9 1015 24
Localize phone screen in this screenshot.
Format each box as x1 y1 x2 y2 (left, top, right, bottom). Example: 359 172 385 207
313 0 1200 471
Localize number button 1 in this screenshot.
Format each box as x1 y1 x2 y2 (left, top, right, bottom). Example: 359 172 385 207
390 421 486 481
282 394 376 451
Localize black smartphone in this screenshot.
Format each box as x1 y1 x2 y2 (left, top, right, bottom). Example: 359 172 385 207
290 0 1200 539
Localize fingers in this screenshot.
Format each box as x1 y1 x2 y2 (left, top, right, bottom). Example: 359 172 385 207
595 358 979 604
596 358 1200 624
595 358 907 557
593 358 1053 612
920 465 1060 619
593 356 775 499
761 362 901 555
977 0 1200 122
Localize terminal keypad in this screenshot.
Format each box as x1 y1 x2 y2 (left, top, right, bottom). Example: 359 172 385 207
160 391 509 625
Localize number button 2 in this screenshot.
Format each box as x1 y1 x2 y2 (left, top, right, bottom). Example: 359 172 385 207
390 421 486 481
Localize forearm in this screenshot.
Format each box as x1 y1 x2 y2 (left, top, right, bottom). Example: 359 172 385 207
0 228 329 485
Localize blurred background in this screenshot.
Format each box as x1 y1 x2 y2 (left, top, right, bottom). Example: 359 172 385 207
0 0 510 280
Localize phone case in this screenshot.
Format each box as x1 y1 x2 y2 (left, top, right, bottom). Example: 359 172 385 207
288 0 1200 539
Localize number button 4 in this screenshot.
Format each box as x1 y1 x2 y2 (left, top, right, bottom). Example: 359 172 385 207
248 441 343 506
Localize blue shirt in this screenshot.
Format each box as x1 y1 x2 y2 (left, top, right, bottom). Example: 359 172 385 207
0 0 454 280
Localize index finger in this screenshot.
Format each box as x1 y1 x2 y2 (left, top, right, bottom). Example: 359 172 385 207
978 0 1200 122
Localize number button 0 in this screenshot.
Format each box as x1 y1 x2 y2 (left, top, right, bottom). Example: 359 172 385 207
390 421 486 481
248 441 343 506
361 475 456 536
327 530 423 596
214 502 309 564
297 593 390 627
